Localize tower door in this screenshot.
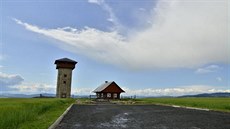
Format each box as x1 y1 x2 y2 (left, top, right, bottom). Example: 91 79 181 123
61 93 66 98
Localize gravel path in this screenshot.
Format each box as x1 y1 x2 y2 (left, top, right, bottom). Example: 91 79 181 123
55 104 230 129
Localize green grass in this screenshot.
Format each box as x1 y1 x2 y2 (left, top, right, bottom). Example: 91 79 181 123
0 98 75 129
134 97 230 112
77 98 230 112
3 98 228 128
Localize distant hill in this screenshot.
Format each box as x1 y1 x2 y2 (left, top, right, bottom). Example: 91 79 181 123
0 93 89 98
179 92 230 98
0 93 55 98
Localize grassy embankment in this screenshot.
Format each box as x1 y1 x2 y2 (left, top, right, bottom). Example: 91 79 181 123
135 97 230 112
0 98 75 129
109 97 230 112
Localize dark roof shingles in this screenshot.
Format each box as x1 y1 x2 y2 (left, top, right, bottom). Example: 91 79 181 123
93 81 113 92
55 58 77 64
93 81 125 93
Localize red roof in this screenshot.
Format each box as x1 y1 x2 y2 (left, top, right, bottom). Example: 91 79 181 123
93 81 125 93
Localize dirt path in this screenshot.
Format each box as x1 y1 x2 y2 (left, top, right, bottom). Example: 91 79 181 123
55 104 230 129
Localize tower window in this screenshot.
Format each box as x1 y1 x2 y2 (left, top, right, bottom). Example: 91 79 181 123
63 81 66 84
64 74 67 77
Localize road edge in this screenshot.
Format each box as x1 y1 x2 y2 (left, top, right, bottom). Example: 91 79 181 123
48 104 73 129
150 103 210 111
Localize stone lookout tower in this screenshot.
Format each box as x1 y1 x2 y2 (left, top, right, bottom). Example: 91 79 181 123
54 58 77 98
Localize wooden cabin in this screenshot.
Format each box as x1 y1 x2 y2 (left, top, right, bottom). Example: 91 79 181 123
93 81 125 99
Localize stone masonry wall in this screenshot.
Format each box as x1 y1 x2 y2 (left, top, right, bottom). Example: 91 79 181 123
56 68 72 98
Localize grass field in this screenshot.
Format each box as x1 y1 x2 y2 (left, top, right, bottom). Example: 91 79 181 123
79 97 230 112
0 98 75 129
134 97 230 112
2 97 228 129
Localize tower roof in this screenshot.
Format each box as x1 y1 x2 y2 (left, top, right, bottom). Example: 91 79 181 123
54 58 77 64
54 58 77 69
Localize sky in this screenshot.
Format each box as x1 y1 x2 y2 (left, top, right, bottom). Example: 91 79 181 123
0 0 229 96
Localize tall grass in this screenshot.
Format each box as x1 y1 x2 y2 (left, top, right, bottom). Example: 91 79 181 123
136 97 230 112
0 98 75 129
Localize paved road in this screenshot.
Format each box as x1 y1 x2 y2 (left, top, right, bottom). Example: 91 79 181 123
55 104 230 129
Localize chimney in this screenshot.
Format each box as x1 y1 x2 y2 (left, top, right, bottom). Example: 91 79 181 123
105 81 108 83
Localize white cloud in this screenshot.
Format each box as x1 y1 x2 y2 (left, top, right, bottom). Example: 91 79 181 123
216 77 223 82
88 0 104 5
6 83 230 96
0 72 56 94
195 65 221 74
122 85 230 96
0 72 24 88
71 85 230 96
14 0 228 70
72 87 93 95
139 8 146 11
0 55 3 60
10 82 55 94
88 0 122 31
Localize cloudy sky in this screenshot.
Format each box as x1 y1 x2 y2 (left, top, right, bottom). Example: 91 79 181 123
0 0 229 96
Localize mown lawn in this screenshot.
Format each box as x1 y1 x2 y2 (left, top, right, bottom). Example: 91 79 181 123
0 98 75 129
134 97 230 112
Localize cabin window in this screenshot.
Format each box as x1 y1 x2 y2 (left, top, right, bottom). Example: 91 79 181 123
113 93 117 98
107 93 111 98
64 74 67 77
101 93 103 98
97 93 100 98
